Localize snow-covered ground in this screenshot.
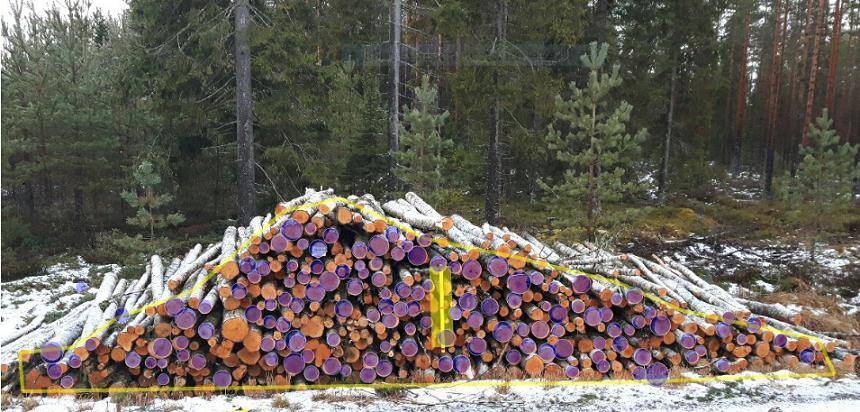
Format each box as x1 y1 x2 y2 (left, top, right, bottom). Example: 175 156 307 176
670 240 858 275
3 259 859 411
663 239 860 299
0 257 120 343
3 374 860 411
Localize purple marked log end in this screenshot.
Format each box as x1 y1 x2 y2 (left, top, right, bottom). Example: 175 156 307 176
213 370 232 387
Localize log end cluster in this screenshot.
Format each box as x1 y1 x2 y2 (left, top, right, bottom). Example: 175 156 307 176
2 189 853 393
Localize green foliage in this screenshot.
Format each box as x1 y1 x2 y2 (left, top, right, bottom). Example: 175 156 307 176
3 0 859 279
779 110 860 259
120 161 186 239
394 75 453 194
92 229 177 266
670 149 728 201
300 63 388 192
540 42 648 239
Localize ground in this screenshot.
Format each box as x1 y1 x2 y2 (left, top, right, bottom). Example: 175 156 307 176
2 374 860 411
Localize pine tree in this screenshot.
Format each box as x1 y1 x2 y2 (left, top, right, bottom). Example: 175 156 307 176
540 42 648 240
780 110 859 261
120 161 186 240
394 75 452 195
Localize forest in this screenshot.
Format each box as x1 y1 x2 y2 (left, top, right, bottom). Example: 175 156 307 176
2 0 859 280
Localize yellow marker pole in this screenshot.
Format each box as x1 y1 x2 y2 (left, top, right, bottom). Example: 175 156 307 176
429 263 454 349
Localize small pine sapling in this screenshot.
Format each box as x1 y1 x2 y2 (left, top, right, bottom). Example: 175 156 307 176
120 160 186 239
779 110 859 261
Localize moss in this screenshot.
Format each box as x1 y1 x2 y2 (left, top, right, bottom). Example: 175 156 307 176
625 206 720 240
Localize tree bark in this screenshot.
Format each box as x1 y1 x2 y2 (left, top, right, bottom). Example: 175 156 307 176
235 0 256 225
801 0 827 146
658 63 676 205
485 0 506 225
763 0 785 195
730 14 751 174
388 0 401 191
824 0 842 112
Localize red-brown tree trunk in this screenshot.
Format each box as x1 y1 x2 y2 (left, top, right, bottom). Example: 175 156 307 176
730 14 751 174
825 0 842 112
763 0 785 195
801 0 827 146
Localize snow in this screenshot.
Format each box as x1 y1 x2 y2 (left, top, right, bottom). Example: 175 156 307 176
3 374 860 411
753 279 776 293
670 240 857 281
0 257 120 342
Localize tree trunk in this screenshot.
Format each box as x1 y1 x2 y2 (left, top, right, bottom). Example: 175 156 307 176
235 0 256 225
485 0 506 224
730 15 751 174
763 0 785 195
824 0 842 112
388 0 401 191
801 0 827 146
658 63 676 205
774 1 790 173
787 0 817 174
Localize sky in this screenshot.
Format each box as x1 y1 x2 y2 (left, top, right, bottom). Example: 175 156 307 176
1 0 128 23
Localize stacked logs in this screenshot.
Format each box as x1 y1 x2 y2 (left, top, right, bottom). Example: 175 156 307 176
2 189 855 392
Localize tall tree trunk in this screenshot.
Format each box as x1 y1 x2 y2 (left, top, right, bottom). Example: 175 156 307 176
485 0 506 224
235 0 256 224
801 0 827 146
774 1 790 171
789 0 817 173
825 0 842 112
763 0 785 195
730 14 751 174
388 0 401 191
658 63 676 205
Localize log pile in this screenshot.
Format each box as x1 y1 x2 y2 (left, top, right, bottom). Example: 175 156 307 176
2 189 855 392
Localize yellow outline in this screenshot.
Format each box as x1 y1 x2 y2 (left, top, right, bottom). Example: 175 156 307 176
12 196 837 394
429 265 453 349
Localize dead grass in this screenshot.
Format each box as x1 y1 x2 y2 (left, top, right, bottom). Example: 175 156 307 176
271 395 295 409
1 393 13 409
759 290 860 345
21 397 39 411
311 391 376 404
109 391 154 408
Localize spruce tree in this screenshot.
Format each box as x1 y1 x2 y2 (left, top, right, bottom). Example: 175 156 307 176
394 75 452 195
120 161 186 240
780 110 859 261
540 42 648 240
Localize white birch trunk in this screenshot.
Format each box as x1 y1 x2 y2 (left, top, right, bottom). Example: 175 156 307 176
167 242 221 290
216 227 236 260
93 272 118 305
405 191 444 221
382 200 438 229
149 255 165 297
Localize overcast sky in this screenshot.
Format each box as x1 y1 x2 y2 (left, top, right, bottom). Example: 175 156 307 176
1 0 128 22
